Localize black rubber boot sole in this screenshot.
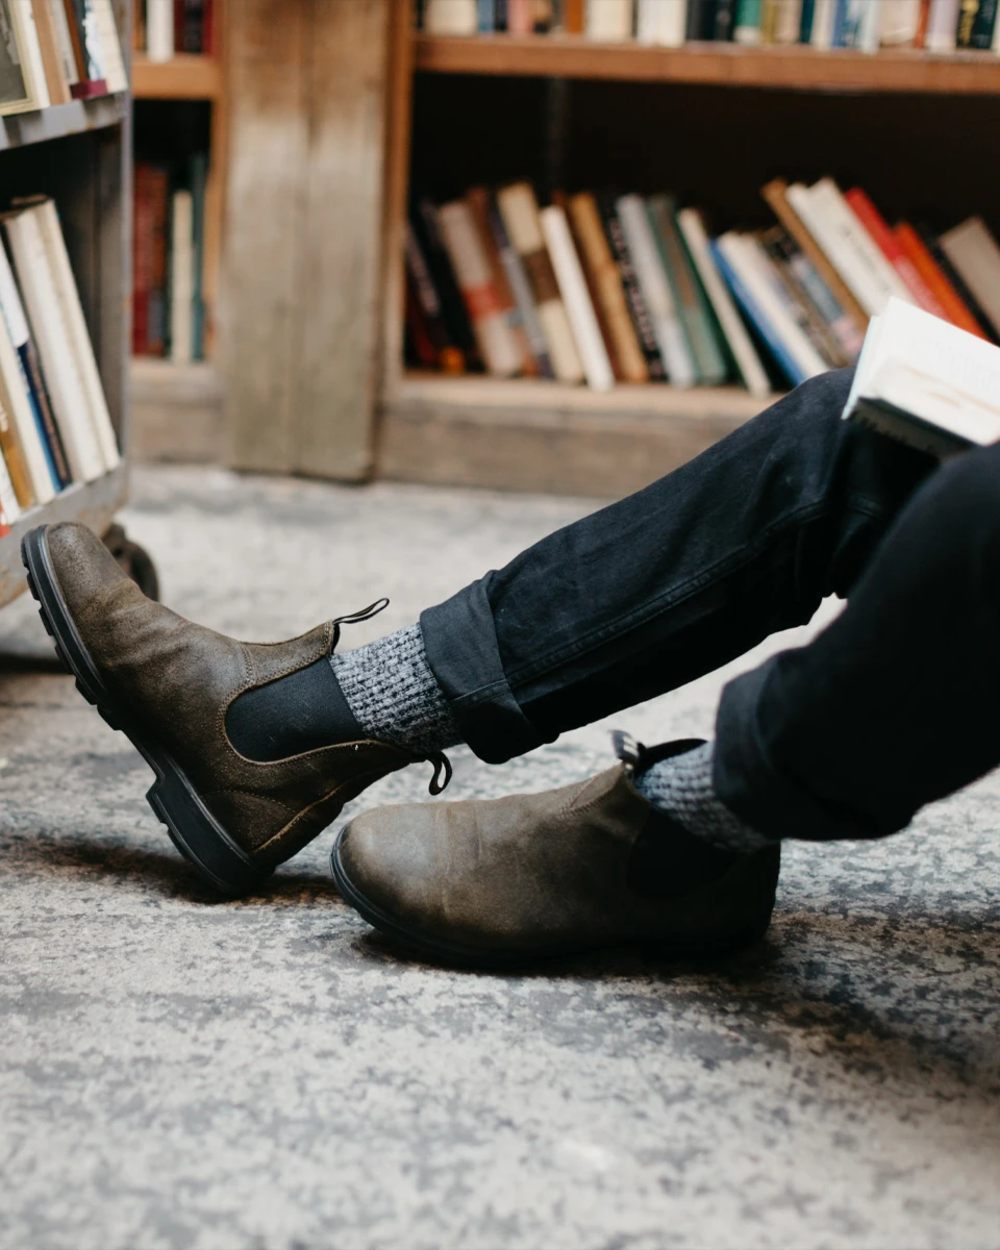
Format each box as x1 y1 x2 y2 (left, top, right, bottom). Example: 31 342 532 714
21 525 270 898
331 824 773 971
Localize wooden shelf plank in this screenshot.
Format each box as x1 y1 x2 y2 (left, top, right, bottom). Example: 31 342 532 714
130 358 225 464
0 95 127 152
133 54 223 100
379 374 769 496
0 465 128 608
414 33 1000 94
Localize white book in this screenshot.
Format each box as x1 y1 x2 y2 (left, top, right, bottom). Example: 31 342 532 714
0 244 56 502
720 232 827 381
879 0 921 44
145 0 174 60
0 435 20 523
32 199 119 469
939 217 1000 337
677 208 771 399
786 180 904 319
616 194 695 387
496 182 583 383
91 0 127 93
437 200 523 378
4 208 106 481
773 0 803 44
423 0 478 33
539 205 614 392
844 297 1000 453
12 0 51 109
924 0 958 50
170 190 194 364
810 0 837 46
586 0 634 40
635 0 685 45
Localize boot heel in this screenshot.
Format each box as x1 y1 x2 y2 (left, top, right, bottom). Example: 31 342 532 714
145 766 269 898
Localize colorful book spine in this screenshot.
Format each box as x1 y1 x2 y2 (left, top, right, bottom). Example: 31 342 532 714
466 186 537 376
539 204 614 391
597 193 667 381
486 194 554 379
844 188 947 318
894 222 986 339
712 237 803 387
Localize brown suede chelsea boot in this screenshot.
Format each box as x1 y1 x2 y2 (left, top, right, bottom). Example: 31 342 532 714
332 735 780 968
22 523 450 896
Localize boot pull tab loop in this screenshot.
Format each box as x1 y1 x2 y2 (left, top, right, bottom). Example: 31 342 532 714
329 598 390 651
611 729 646 775
427 751 453 796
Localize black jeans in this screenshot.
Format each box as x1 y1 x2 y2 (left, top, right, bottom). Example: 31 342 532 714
420 368 1000 842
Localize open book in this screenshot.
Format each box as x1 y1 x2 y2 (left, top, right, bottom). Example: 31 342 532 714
843 297 1000 457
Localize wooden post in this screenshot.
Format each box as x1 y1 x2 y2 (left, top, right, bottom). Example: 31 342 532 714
223 0 393 479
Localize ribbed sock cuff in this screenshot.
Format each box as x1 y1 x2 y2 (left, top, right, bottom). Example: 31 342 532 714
331 623 462 756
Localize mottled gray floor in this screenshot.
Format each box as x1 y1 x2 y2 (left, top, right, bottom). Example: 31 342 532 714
1 466 998 1250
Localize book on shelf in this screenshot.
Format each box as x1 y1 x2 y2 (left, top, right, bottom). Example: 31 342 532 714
0 0 126 116
133 156 209 362
135 0 215 59
843 295 1000 455
403 175 1000 404
0 192 122 518
415 0 1000 49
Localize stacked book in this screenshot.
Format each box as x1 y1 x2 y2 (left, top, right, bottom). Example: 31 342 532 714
133 0 217 60
0 0 127 116
419 0 1000 53
405 179 1000 397
133 154 209 362
0 197 120 535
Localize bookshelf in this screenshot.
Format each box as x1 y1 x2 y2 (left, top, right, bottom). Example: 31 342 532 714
374 16 1000 496
130 2 227 461
0 0 145 611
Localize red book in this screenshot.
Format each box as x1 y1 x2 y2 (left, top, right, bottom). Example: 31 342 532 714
845 187 947 318
132 166 154 354
895 222 989 339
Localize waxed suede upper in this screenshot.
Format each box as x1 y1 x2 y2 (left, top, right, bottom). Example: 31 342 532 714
44 523 415 868
338 763 781 957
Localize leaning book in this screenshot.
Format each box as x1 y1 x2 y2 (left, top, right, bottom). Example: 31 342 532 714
843 297 1000 457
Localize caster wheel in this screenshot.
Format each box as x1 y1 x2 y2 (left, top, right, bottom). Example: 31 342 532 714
102 523 160 601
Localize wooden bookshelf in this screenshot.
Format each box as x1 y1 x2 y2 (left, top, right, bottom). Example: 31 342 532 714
365 14 1000 496
414 33 1000 94
0 1 136 609
133 53 223 100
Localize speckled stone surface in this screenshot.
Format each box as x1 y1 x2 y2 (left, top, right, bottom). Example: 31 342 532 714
1 466 998 1250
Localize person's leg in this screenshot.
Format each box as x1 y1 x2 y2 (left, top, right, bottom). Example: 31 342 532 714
331 436 1000 965
417 369 933 764
715 437 1000 842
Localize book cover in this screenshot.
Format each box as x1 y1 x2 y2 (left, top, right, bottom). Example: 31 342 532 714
617 193 695 386
955 0 990 45
169 188 194 364
437 199 524 377
424 0 480 31
177 0 207 52
486 192 554 379
924 0 959 48
712 236 804 387
562 0 585 32
0 384 33 509
405 221 467 372
30 0 71 105
844 187 947 318
539 204 614 391
809 0 837 44
879 0 924 44
971 0 999 44
466 186 537 376
586 0 634 39
496 181 584 383
647 194 727 384
714 0 738 38
769 227 864 362
506 0 535 34
687 0 719 39
597 192 667 381
12 0 51 110
916 222 1000 342
188 152 208 360
733 0 763 42
894 221 987 338
939 217 1000 339
91 0 127 93
760 227 849 367
412 198 480 367
636 0 687 44
761 178 869 333
0 246 59 502
63 0 109 97
676 207 771 398
567 191 647 383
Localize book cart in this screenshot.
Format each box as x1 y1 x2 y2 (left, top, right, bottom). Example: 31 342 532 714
0 0 158 612
375 10 1000 497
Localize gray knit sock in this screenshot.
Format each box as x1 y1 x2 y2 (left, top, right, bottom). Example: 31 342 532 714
635 741 773 853
331 623 462 756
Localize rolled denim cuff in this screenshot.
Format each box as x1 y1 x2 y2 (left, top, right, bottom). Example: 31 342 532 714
420 575 547 765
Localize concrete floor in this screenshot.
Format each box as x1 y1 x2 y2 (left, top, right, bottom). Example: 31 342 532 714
1 466 998 1250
